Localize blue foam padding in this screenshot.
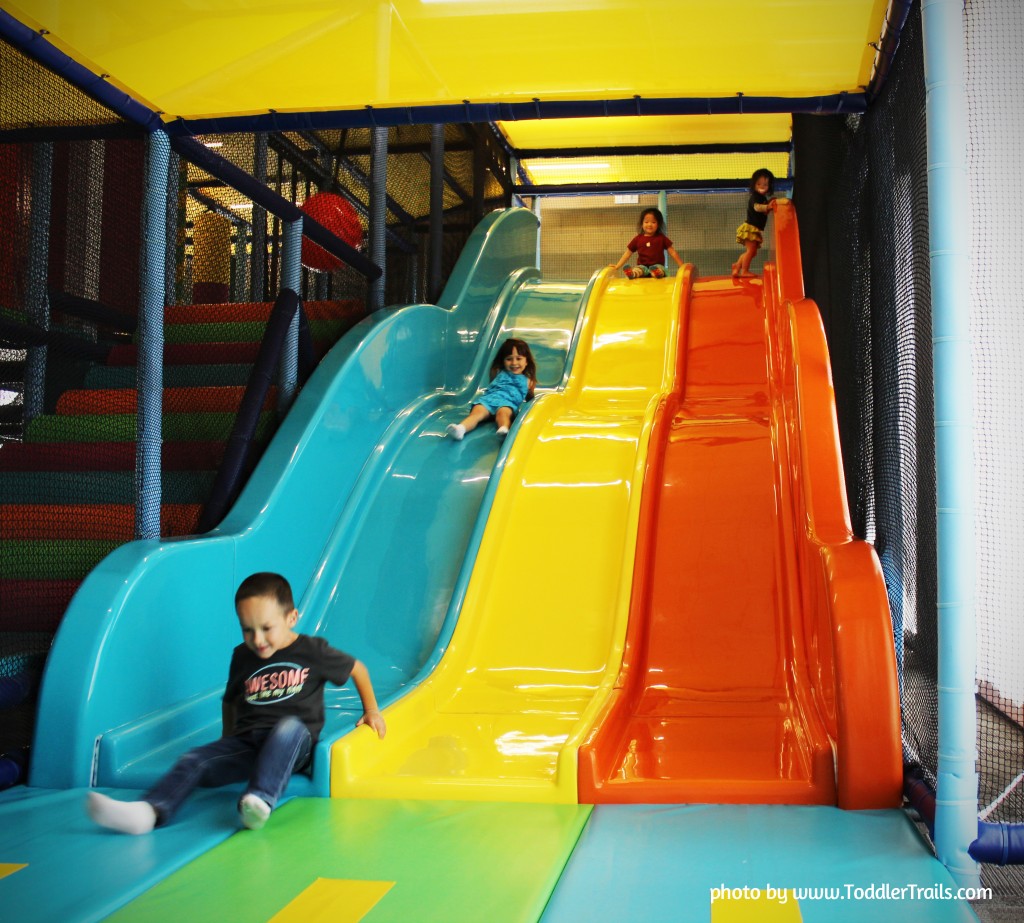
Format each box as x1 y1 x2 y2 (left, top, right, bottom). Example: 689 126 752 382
540 805 980 923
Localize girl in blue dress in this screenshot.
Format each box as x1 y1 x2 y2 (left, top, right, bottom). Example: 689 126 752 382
446 338 537 440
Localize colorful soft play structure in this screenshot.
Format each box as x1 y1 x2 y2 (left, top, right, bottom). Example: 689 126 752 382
0 202 977 922
3 1 1022 921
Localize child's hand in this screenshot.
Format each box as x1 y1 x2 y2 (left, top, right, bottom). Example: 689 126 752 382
357 709 387 738
768 198 778 211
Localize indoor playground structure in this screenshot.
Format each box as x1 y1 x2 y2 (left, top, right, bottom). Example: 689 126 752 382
0 1 1021 922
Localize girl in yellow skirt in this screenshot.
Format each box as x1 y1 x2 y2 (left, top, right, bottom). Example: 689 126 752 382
732 169 776 278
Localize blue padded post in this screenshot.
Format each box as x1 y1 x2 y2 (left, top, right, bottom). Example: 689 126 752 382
135 131 170 540
278 216 302 413
921 0 980 889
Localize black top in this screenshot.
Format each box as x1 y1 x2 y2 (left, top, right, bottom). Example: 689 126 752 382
223 634 355 742
746 192 770 231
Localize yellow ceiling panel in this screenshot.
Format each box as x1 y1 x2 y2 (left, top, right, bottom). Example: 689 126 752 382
499 114 793 151
519 151 791 187
4 1 886 123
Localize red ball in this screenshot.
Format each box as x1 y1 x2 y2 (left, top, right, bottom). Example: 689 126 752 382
300 192 363 272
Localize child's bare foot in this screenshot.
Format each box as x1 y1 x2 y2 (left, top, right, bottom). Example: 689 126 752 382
731 262 740 277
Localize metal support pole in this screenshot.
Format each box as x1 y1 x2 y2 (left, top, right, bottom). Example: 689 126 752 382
429 123 445 302
251 132 268 302
533 195 542 272
25 142 53 422
136 131 170 540
165 149 180 310
369 125 388 312
278 217 302 413
922 0 979 889
658 189 670 273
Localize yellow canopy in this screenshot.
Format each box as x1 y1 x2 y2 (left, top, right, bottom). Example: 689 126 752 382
4 0 887 184
6 1 883 122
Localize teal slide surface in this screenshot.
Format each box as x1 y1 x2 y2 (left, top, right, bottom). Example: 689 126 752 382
29 208 587 799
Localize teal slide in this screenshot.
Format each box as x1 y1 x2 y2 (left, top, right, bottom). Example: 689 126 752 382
29 208 590 798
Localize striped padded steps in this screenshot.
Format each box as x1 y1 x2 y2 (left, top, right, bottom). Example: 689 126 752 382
164 299 363 324
0 440 228 472
162 317 346 344
106 341 264 366
23 411 274 443
3 539 125 580
1 503 202 539
55 385 277 415
84 364 253 388
1 584 78 633
1 297 365 644
0 470 215 506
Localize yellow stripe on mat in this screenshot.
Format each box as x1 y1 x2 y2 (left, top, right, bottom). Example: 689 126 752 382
269 878 394 923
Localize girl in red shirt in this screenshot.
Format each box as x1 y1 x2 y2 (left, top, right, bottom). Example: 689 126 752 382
613 207 683 279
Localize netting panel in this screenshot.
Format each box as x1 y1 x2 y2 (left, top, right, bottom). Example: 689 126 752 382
795 1 1023 912
965 3 1024 904
0 38 132 136
536 189 776 283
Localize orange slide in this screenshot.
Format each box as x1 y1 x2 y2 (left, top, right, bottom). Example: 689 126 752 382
578 201 902 810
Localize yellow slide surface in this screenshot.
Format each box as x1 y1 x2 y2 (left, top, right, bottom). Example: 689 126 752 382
331 268 686 803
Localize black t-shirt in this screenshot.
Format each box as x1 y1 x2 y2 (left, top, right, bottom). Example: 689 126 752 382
222 634 355 743
746 192 770 230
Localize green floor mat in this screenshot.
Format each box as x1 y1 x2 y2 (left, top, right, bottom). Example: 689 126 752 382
108 798 591 923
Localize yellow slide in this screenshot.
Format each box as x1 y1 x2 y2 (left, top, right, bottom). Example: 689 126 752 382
331 267 687 803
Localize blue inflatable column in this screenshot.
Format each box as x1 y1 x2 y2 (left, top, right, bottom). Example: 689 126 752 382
24 141 52 421
369 126 388 312
921 0 980 889
278 216 302 413
136 131 170 540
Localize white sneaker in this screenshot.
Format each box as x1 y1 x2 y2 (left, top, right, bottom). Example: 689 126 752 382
239 793 271 830
446 423 465 441
496 426 509 438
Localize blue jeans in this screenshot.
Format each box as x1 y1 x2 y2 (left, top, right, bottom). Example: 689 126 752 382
144 716 312 825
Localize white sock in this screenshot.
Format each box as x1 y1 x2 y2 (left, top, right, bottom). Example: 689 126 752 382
239 793 271 830
496 426 509 437
446 423 465 441
86 791 157 835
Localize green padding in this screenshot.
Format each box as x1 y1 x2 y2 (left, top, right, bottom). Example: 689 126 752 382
108 799 592 923
1 539 121 579
161 319 344 344
85 364 253 388
0 471 215 504
26 412 273 443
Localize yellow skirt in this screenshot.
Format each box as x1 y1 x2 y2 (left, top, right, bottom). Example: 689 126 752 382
735 222 764 245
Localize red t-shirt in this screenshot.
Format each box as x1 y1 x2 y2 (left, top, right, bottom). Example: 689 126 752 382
628 232 673 266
